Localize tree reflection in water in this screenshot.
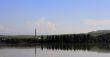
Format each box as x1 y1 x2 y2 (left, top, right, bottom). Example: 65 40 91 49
0 43 110 52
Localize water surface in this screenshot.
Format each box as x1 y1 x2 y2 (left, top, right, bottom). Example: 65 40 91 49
0 43 110 57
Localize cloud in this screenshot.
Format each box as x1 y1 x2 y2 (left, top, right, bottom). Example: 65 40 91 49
25 17 57 35
1 18 104 35
82 19 110 26
0 17 57 35
25 17 91 35
27 17 92 35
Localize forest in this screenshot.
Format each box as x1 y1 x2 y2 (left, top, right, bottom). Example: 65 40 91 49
0 32 110 44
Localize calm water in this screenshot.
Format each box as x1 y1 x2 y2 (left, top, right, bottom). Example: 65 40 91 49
0 43 110 57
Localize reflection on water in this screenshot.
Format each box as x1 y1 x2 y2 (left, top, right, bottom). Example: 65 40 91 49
0 43 110 57
0 43 110 52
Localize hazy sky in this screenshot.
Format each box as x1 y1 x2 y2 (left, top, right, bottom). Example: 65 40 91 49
1 0 110 35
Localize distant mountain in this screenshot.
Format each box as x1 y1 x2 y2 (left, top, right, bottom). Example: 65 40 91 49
88 30 110 37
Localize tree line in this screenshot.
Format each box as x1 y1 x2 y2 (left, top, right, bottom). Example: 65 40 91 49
0 33 110 44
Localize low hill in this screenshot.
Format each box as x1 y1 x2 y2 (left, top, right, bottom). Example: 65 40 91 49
88 30 110 37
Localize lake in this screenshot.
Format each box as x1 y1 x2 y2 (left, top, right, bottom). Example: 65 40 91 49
0 43 110 57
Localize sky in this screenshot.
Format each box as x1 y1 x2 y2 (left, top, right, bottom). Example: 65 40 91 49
1 0 110 35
